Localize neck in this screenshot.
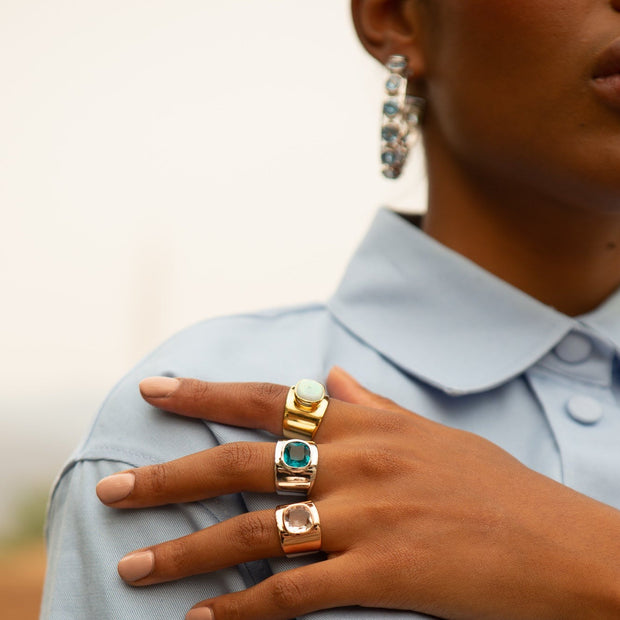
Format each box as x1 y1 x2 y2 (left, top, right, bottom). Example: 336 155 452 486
421 153 620 317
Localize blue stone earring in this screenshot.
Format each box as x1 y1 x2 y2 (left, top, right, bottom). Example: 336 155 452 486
381 55 425 179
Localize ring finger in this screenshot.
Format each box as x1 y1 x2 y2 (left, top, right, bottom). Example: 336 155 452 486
116 499 342 586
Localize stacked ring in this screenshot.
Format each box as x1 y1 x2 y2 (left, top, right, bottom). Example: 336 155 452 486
275 500 322 557
282 379 329 440
274 439 318 496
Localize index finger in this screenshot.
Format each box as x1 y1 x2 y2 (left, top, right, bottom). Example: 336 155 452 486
138 377 361 440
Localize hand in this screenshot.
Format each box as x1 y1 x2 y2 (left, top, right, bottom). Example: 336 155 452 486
96 368 620 620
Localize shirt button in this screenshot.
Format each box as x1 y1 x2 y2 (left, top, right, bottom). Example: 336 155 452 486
553 333 593 364
566 395 603 424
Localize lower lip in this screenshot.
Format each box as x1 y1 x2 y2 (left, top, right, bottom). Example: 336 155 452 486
592 74 620 110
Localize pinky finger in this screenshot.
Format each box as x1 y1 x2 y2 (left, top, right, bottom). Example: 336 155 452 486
186 556 357 620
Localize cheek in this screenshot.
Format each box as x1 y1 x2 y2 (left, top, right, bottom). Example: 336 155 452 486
426 0 594 175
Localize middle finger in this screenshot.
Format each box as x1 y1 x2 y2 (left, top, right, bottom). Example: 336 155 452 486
96 440 341 508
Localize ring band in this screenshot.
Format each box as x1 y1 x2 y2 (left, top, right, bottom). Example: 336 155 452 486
282 379 329 440
274 439 318 496
275 500 322 557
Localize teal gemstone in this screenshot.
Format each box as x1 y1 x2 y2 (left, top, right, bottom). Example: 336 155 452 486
283 442 311 468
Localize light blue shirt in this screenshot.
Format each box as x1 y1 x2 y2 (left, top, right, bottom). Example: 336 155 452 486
41 208 620 619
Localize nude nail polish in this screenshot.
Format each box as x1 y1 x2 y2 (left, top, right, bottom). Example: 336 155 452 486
118 550 155 582
139 376 180 398
185 608 214 620
96 472 135 504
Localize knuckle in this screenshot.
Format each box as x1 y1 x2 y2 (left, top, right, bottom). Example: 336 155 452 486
215 442 257 478
232 512 273 551
161 536 192 574
214 597 244 620
245 382 285 416
145 463 169 497
270 572 307 611
356 446 404 478
192 379 212 403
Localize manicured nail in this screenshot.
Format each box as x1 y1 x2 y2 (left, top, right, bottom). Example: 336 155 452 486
331 366 357 382
96 472 135 504
185 608 214 620
118 550 155 582
139 376 180 398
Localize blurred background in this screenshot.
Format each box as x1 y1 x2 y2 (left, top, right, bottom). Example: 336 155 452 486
0 1 426 615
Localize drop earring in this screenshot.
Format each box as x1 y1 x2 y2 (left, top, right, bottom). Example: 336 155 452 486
380 55 425 179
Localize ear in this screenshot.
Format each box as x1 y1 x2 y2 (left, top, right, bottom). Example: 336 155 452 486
351 0 427 79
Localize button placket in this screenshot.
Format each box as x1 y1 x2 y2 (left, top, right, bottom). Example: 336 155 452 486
525 363 620 506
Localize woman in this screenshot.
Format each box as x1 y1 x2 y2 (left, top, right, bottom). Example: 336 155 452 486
42 1 620 618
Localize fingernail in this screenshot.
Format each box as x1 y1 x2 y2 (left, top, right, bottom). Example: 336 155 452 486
331 366 357 382
139 376 180 398
96 472 135 504
185 608 214 620
118 550 155 582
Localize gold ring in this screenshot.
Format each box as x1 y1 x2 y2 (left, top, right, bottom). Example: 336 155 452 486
274 439 318 496
282 379 329 440
275 500 322 557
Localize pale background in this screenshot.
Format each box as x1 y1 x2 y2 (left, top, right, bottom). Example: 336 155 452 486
0 0 426 538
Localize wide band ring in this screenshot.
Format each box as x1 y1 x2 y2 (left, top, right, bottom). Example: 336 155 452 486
282 379 329 440
275 500 322 557
274 439 318 496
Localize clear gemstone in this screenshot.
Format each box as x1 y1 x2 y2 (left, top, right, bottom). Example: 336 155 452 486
383 100 399 118
295 379 324 403
284 505 313 533
283 442 311 468
386 55 407 72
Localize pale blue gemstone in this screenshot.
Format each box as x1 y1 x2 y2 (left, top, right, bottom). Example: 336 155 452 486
295 379 324 403
383 101 399 118
386 76 401 93
382 125 399 143
382 150 402 166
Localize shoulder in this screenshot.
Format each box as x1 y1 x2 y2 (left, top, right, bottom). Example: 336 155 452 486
63 303 347 473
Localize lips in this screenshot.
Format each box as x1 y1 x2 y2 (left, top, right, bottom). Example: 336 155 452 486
593 37 620 79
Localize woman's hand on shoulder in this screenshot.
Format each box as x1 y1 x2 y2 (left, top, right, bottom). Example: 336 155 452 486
95 369 620 620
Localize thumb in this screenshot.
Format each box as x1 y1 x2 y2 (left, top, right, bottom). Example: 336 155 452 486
326 366 403 413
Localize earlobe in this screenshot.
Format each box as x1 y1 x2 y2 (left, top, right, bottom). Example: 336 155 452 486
351 0 426 77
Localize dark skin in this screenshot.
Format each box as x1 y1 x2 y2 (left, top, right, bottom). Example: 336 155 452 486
355 0 620 315
94 1 620 618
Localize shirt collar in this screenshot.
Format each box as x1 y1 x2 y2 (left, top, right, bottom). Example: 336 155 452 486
328 208 620 395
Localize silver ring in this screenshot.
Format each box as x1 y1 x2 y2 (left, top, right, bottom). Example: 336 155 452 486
274 439 318 496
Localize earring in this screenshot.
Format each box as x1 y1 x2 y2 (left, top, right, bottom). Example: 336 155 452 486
380 55 425 179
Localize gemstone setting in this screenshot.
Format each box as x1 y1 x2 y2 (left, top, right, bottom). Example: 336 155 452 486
383 100 399 118
294 379 325 405
386 75 402 95
382 124 399 143
283 441 311 468
283 504 314 534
